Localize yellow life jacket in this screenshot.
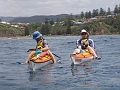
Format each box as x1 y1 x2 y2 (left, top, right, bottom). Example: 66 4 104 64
36 40 44 50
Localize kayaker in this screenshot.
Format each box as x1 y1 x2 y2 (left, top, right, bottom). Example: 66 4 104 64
72 29 100 59
25 31 56 63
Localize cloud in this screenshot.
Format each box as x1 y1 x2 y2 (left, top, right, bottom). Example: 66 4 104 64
0 0 119 17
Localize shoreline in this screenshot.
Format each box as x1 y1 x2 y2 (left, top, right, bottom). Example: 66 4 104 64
0 34 119 39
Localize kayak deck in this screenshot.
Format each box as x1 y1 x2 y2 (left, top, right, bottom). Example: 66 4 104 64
30 55 52 63
70 52 94 65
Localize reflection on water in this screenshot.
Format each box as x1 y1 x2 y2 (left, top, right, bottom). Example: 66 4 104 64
70 61 100 87
29 70 54 83
71 60 93 76
28 64 56 83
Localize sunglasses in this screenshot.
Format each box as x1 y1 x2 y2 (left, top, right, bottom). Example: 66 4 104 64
81 33 87 35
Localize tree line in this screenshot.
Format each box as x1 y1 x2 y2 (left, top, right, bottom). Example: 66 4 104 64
80 4 120 18
24 4 120 36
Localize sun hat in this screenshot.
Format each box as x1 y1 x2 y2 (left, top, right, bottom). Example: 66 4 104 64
81 29 89 38
33 31 42 39
81 29 87 33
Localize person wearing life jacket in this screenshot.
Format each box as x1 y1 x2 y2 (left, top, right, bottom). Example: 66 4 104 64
25 31 56 63
72 29 100 59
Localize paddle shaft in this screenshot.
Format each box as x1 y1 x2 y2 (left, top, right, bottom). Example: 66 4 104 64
52 53 61 58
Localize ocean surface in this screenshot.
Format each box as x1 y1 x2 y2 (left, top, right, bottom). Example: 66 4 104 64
0 35 120 90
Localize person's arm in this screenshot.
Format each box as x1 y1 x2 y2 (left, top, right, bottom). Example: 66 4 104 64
76 39 82 49
41 39 49 51
88 39 95 49
41 45 49 51
76 40 80 48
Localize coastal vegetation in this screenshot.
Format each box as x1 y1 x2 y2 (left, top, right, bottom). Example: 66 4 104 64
0 23 24 37
0 4 120 37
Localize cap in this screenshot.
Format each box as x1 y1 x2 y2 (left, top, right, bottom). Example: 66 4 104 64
33 31 42 39
81 29 87 33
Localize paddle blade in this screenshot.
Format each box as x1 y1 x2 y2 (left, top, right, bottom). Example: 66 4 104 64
95 56 101 60
27 49 36 52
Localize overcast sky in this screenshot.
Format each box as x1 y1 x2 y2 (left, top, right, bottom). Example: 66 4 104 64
0 0 119 17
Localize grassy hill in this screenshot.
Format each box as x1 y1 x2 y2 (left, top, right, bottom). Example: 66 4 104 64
0 14 120 37
0 23 24 37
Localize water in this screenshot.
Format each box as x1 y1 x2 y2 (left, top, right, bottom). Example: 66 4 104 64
0 35 120 90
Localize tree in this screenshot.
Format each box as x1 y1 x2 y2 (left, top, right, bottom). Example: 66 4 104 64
24 26 30 36
85 12 88 18
0 19 2 22
41 24 46 35
80 11 84 18
45 18 49 24
99 8 106 16
66 24 71 34
49 18 54 25
92 9 96 17
95 9 99 16
45 23 50 35
85 11 91 18
118 4 120 13
88 11 92 18
114 4 118 14
65 15 72 34
107 7 111 15
56 18 59 22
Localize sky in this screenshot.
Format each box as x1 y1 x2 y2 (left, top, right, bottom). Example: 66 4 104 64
0 0 119 17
